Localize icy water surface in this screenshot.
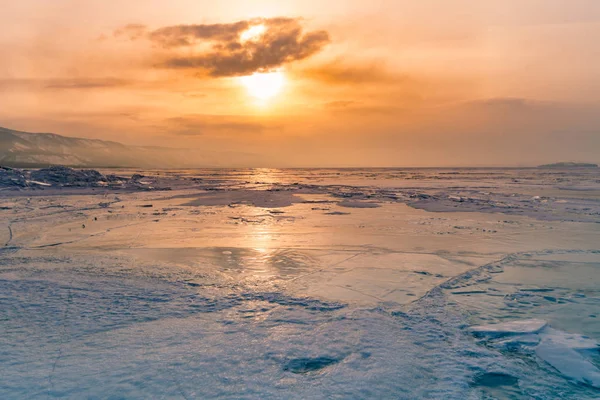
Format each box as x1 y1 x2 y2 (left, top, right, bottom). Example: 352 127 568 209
1 167 599 399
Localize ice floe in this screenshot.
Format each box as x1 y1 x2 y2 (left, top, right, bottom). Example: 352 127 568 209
470 319 600 388
536 343 600 388
470 319 548 336
541 328 600 351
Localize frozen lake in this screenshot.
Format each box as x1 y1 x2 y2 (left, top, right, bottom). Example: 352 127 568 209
1 167 599 399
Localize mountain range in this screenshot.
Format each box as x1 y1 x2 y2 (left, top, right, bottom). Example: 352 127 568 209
0 126 253 168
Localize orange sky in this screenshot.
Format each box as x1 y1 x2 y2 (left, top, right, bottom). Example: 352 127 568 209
1 0 599 166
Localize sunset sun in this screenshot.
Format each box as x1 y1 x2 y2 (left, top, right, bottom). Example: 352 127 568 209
239 71 285 100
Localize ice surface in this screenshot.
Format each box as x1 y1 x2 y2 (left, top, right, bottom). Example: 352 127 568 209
540 328 600 351
1 168 600 399
0 166 169 190
470 319 548 336
536 343 600 388
488 334 542 351
469 319 600 389
485 329 600 354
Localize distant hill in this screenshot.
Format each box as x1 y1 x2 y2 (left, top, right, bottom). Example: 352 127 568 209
0 126 255 168
539 162 599 169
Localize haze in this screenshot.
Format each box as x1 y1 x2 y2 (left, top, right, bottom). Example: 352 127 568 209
1 0 599 167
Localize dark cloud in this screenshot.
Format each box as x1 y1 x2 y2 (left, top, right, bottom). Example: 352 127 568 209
148 21 250 47
115 18 330 77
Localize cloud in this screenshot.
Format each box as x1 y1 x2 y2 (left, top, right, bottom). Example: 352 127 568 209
165 115 279 136
114 18 330 77
0 78 130 90
325 100 357 109
466 97 543 109
303 60 396 85
324 100 401 116
460 98 564 117
148 21 250 47
113 24 148 41
44 78 130 89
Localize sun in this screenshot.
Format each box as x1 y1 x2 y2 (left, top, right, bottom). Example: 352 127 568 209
239 71 285 101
